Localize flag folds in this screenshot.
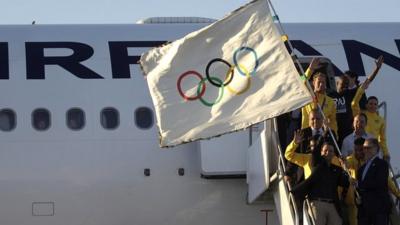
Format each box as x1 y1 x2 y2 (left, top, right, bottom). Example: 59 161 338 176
140 0 312 147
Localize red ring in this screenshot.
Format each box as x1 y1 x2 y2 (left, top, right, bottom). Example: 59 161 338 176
177 70 206 101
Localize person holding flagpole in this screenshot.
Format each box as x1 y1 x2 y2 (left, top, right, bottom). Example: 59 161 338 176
301 59 338 136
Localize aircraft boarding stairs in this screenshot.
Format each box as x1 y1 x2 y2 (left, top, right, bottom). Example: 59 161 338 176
379 102 400 225
200 118 311 225
246 117 400 225
246 118 313 225
200 102 399 225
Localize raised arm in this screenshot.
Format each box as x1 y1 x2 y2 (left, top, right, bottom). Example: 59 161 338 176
367 55 384 82
304 58 321 80
285 130 309 167
351 81 369 116
351 56 384 116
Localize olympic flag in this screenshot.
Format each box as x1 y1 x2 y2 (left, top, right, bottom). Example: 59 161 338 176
140 0 312 147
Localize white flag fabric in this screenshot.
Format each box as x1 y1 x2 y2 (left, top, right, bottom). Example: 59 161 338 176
140 0 312 147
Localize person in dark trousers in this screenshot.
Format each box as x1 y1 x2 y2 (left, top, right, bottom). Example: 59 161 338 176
291 140 349 225
357 138 391 225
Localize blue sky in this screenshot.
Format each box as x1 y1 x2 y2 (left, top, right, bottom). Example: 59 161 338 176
1 0 399 24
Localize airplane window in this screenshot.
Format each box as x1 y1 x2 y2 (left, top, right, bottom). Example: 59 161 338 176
0 109 16 131
32 108 51 131
135 107 153 129
67 108 85 130
100 107 119 130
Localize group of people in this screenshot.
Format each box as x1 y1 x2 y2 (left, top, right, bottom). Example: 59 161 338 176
282 57 398 225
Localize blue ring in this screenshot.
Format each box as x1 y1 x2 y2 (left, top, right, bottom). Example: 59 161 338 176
233 47 259 77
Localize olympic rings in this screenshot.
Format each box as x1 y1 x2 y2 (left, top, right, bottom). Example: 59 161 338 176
226 64 251 95
176 46 259 107
177 70 206 101
233 46 259 77
205 58 234 87
197 77 224 107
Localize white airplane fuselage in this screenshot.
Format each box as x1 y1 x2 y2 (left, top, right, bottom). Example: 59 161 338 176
0 23 399 225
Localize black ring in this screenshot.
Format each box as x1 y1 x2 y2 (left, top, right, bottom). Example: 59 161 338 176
205 58 234 87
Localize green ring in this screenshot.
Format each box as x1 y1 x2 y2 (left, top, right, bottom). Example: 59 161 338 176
197 77 224 107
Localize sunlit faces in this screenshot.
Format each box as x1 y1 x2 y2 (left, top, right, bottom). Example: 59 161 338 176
353 114 367 132
313 73 327 93
366 98 378 113
336 76 349 94
363 139 378 160
309 111 323 129
321 144 335 160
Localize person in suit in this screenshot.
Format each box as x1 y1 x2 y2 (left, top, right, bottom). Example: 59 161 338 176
284 109 336 185
357 138 391 225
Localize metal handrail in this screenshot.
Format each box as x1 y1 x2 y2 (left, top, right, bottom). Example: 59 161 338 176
378 101 397 186
378 101 387 121
378 101 400 213
272 118 318 225
266 0 357 219
303 200 317 225
271 118 302 225
378 101 387 122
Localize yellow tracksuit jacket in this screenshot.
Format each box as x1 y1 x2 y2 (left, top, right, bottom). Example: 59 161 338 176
301 69 338 135
284 140 340 179
351 87 389 157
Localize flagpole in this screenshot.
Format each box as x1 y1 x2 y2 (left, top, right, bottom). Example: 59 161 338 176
265 0 361 203
266 0 343 156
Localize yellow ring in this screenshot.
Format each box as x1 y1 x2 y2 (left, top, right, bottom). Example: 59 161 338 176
226 64 251 95
223 66 235 85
